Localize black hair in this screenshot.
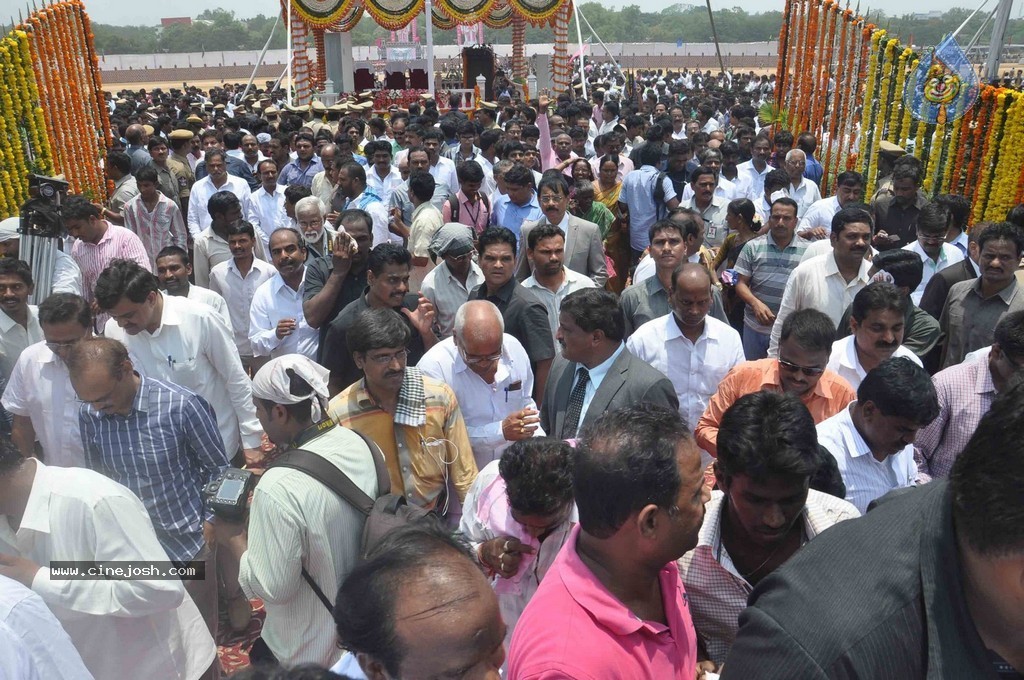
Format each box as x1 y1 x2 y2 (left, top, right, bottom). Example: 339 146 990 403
770 196 799 215
638 141 662 168
284 184 312 206
935 194 971 232
0 258 33 287
203 149 227 167
408 171 435 203
456 160 484 183
773 129 794 147
347 307 411 356
667 138 692 156
916 201 951 235
499 437 575 516
831 206 874 235
870 249 924 291
339 209 373 236
779 308 835 353
0 435 25 475
851 281 906 323
134 165 158 185
648 215 686 243
1006 203 1024 228
341 161 366 185
477 226 518 258
717 391 821 481
479 129 502 151
835 171 864 188
764 168 790 193
892 162 922 186
993 310 1024 360
207 191 240 219
951 382 1024 556
226 220 257 239
690 164 717 185
575 404 690 538
858 356 939 424
559 288 625 342
334 522 478 678
156 245 191 266
38 292 92 328
294 131 315 146
94 259 161 309
727 198 755 225
107 151 131 175
537 173 569 198
527 224 565 250
367 242 411 276
978 221 1024 257
146 137 167 151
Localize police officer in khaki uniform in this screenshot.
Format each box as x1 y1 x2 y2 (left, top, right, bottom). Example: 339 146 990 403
167 129 196 215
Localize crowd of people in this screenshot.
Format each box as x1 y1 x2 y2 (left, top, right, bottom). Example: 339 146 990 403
0 66 1023 680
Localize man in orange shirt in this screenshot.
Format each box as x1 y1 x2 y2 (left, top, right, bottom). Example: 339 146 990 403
696 308 856 456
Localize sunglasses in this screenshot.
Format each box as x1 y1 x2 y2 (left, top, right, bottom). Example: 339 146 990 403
778 358 825 376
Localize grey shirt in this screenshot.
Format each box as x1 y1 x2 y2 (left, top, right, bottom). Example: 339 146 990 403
619 275 728 337
940 277 1024 368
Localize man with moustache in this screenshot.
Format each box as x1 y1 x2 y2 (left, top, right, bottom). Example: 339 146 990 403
769 207 874 357
249 228 319 364
697 309 856 457
293 196 336 259
521 224 597 341
0 259 42 383
248 159 288 239
827 282 922 391
154 246 231 327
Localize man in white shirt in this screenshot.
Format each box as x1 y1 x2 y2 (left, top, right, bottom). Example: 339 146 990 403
817 357 938 513
209 221 277 368
782 149 821 218
0 574 93 680
419 300 541 468
735 134 773 202
797 171 865 240
3 293 91 467
248 159 288 243
769 206 874 356
240 355 378 667
0 259 43 382
364 140 404 208
827 282 923 390
0 447 216 680
901 202 965 305
250 228 319 363
422 129 460 194
193 191 267 288
627 263 744 453
187 149 253 238
96 259 264 461
336 161 391 247
155 246 231 327
521 224 597 341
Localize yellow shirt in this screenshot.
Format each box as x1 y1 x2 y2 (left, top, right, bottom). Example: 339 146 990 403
327 374 478 508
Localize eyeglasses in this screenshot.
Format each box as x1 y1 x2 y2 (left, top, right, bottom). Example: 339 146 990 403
916 232 946 243
45 340 80 352
366 348 409 365
445 252 472 263
459 345 503 366
777 358 825 376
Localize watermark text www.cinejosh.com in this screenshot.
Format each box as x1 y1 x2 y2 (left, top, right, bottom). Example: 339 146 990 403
49 561 206 580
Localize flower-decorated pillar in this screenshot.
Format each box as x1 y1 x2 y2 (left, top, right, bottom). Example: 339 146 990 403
550 1 571 94
512 16 527 80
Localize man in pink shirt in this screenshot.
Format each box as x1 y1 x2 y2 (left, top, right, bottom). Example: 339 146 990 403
64 195 152 306
508 404 709 679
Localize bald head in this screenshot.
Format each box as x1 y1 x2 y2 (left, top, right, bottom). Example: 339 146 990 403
65 336 130 380
125 124 146 145
454 300 504 345
671 262 713 292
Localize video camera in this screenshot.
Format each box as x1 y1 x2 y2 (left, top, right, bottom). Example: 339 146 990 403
20 174 70 239
203 468 255 521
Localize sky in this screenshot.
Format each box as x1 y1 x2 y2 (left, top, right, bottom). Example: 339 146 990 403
0 0 993 27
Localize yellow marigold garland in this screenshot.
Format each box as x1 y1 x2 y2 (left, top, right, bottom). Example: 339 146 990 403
858 29 884 190
986 91 1023 219
887 47 912 144
974 89 1008 222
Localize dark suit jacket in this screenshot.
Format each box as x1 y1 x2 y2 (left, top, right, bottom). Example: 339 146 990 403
722 482 1000 679
919 258 976 321
515 215 608 287
540 348 678 437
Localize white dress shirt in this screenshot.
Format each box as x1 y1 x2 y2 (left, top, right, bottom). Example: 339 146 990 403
680 176 741 203
798 196 841 235
365 165 404 207
208 257 278 356
816 403 919 514
52 250 84 296
627 314 744 436
248 185 288 244
418 335 541 468
735 160 771 201
249 269 319 360
0 575 93 679
0 305 42 380
826 335 922 391
1 342 84 467
310 171 336 209
429 156 460 194
186 174 253 237
901 241 965 305
769 253 873 356
522 268 597 341
0 460 216 680
783 178 822 217
184 284 231 328
105 293 263 452
192 227 268 288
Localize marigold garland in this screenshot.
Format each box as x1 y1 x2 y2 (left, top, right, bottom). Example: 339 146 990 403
972 89 1007 222
859 30 884 196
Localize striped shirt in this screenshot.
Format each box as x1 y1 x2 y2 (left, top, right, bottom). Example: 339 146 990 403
679 490 859 664
122 192 188 266
78 375 230 563
816 402 920 514
733 233 810 335
71 222 152 304
914 356 996 479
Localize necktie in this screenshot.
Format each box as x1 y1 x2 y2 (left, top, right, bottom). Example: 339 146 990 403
561 367 590 439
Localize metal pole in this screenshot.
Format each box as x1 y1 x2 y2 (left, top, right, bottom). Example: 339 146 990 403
240 13 280 102
984 0 1014 80
286 5 293 104
425 0 436 98
951 0 991 39
575 5 625 81
572 0 587 99
704 0 727 76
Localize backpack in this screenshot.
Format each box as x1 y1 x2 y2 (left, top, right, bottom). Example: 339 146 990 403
446 192 490 225
267 428 432 612
652 170 670 220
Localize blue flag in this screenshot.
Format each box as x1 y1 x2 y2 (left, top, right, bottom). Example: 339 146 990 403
905 34 980 123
